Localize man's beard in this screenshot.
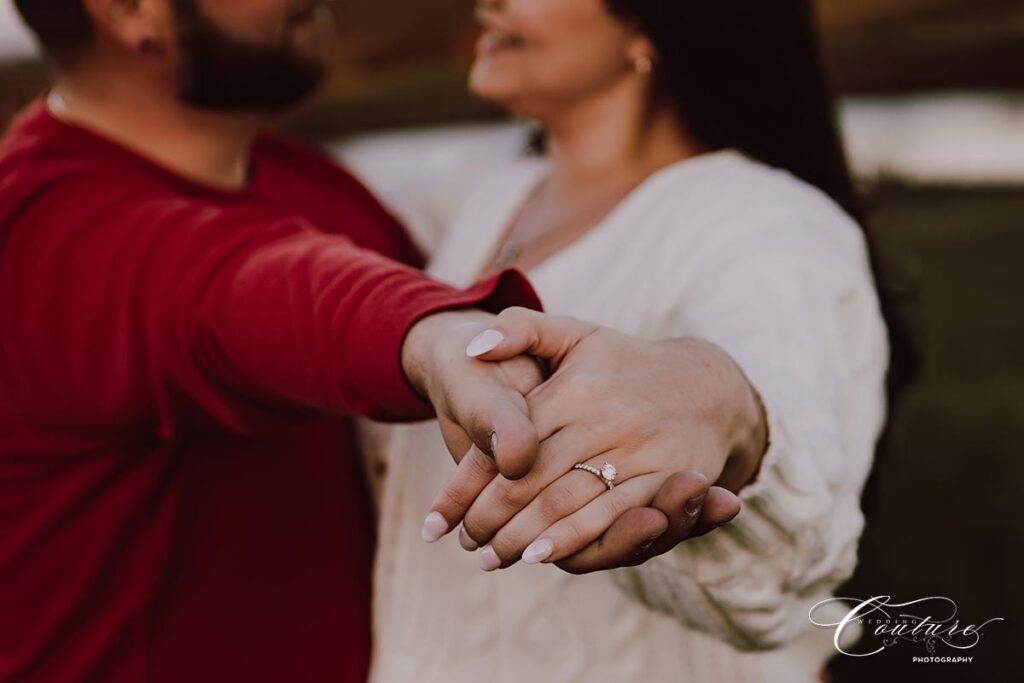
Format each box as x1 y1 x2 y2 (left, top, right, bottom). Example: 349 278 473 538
173 0 328 112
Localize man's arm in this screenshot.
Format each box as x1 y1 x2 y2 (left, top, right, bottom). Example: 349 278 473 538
6 178 542 452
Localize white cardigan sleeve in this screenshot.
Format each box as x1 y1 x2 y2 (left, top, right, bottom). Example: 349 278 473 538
612 208 889 651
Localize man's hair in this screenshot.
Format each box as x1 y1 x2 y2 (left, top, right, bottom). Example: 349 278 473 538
13 0 94 62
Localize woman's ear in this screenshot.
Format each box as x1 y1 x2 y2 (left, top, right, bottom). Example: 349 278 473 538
81 0 173 56
626 35 658 75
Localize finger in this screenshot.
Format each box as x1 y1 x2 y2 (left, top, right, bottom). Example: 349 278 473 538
422 445 499 543
505 473 666 569
563 483 740 571
457 388 539 480
689 486 741 539
553 472 711 573
458 526 479 551
465 307 599 368
436 355 543 474
436 416 473 466
548 475 733 573
554 507 670 575
492 353 547 395
459 426 607 547
641 472 713 558
485 469 610 568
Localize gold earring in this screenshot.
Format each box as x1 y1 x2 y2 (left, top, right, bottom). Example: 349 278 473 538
634 55 653 76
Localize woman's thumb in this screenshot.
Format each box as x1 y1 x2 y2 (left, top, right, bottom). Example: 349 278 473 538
465 308 598 368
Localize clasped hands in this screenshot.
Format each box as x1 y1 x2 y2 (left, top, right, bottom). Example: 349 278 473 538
402 307 768 574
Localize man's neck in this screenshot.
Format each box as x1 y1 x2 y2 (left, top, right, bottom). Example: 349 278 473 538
52 72 265 190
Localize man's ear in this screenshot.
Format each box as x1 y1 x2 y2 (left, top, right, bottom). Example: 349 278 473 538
81 0 175 55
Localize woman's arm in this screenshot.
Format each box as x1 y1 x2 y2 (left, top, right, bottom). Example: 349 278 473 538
422 207 887 649
611 237 889 650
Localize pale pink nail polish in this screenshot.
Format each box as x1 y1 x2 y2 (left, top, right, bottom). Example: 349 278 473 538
480 546 502 572
459 527 479 551
421 512 448 543
466 329 505 357
522 538 553 565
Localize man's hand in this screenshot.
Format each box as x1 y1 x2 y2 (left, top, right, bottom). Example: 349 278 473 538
424 308 767 573
401 310 545 481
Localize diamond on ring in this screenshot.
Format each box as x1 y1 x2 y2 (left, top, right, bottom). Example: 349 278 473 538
572 462 618 490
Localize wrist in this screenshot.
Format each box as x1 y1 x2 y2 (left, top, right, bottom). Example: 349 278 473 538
401 310 497 402
723 381 769 493
718 361 769 494
676 338 767 493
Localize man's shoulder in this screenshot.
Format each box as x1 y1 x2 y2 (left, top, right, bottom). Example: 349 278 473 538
251 132 395 215
253 132 359 185
0 102 167 211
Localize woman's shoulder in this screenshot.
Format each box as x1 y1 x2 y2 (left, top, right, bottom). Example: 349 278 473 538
651 150 869 264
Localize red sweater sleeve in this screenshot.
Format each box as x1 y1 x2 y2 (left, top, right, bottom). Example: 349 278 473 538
4 177 540 437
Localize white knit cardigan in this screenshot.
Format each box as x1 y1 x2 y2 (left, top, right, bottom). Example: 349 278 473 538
358 149 888 683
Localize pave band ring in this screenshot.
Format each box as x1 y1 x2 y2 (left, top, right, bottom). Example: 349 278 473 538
572 462 618 490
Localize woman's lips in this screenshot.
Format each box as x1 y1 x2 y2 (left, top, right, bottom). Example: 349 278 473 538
476 30 526 55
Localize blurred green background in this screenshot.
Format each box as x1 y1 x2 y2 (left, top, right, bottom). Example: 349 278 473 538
828 183 1023 682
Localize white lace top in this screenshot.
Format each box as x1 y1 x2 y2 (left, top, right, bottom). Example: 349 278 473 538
359 149 888 683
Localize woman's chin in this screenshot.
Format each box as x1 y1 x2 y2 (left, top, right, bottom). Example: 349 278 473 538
469 70 554 121
469 76 513 107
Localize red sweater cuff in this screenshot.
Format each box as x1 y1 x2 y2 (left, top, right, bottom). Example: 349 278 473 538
346 269 542 422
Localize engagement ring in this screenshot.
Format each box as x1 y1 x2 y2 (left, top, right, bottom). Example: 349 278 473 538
572 462 618 490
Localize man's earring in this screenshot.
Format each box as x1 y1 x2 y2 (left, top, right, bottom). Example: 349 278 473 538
634 55 653 76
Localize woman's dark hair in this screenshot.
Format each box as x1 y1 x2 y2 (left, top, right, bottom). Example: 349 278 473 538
602 0 918 510
14 0 94 63
608 0 857 217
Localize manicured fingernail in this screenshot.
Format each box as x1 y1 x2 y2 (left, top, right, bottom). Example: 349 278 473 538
639 536 660 552
466 329 505 357
685 494 706 516
421 512 448 543
489 432 498 458
480 546 502 572
522 538 553 565
459 527 479 551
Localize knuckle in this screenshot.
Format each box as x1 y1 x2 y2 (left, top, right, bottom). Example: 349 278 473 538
460 511 491 543
489 532 523 562
498 306 533 325
536 481 580 522
601 493 631 522
559 516 590 546
496 480 534 511
466 450 499 478
434 484 471 515
457 408 489 440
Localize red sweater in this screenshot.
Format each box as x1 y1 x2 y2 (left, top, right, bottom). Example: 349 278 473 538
0 103 540 683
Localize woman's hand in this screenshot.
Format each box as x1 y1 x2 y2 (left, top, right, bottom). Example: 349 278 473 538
424 308 767 572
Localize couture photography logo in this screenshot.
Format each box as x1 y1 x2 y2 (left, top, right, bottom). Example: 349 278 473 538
809 596 1004 663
